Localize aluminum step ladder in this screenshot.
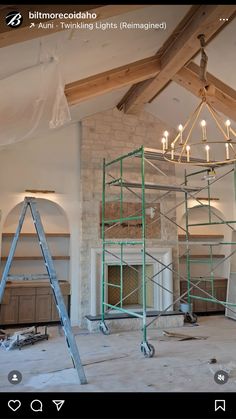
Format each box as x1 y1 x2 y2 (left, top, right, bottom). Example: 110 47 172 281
0 197 87 384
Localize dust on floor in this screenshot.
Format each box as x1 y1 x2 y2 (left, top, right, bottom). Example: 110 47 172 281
0 315 236 392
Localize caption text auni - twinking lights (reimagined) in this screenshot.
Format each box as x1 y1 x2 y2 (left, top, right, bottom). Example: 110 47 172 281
37 21 167 30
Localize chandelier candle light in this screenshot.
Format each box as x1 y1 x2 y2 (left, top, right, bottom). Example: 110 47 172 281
201 120 207 141
161 35 236 167
164 130 169 149
171 143 174 160
178 124 183 144
162 137 166 153
226 143 230 160
226 120 231 140
205 145 210 162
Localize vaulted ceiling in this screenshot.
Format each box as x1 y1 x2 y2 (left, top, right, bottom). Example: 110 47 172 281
0 4 236 130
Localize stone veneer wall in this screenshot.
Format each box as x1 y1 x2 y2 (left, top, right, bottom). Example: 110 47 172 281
80 108 179 327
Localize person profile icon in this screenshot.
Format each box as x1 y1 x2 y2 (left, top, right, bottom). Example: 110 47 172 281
8 370 22 385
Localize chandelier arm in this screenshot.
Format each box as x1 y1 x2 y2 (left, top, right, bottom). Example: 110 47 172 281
171 103 203 147
164 100 204 157
206 103 229 140
178 101 204 162
206 100 233 130
176 101 204 160
230 127 236 138
209 105 236 138
229 142 236 156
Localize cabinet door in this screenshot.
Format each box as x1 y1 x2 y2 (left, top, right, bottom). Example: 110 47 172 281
0 296 19 325
35 295 52 322
180 280 207 312
215 280 227 311
205 280 227 312
51 296 69 321
18 295 36 323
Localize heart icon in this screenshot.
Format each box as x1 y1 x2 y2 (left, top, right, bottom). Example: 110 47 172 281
8 400 21 412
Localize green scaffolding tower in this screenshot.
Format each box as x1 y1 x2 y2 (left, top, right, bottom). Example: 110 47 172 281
100 146 155 357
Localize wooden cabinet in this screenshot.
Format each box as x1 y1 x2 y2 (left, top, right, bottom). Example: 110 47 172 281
19 295 36 323
180 278 227 313
35 295 52 322
0 280 70 326
0 295 19 324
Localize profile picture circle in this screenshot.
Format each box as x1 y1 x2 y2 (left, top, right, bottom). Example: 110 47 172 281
5 11 23 28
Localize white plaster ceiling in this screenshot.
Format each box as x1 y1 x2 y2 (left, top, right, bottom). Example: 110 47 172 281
70 86 131 121
0 5 190 123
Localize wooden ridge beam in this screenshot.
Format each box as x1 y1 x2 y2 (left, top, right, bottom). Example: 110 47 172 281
0 5 147 48
118 5 236 114
173 62 236 121
65 56 160 106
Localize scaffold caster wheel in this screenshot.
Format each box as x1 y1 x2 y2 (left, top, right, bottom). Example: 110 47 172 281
185 312 198 324
140 341 155 358
99 321 110 335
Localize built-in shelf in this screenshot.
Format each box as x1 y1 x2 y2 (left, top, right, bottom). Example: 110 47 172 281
5 280 68 287
1 256 70 261
180 276 227 281
178 234 224 241
180 254 225 260
2 233 70 238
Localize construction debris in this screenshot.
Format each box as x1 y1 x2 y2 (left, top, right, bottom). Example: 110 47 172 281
163 330 208 341
209 357 217 364
0 329 7 340
0 326 49 350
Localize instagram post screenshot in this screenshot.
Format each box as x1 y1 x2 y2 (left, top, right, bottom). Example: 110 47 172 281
0 3 236 418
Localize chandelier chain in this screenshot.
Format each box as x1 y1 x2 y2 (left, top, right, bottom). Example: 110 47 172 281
198 34 208 89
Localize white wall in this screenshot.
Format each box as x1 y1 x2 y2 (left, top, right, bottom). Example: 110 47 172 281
0 123 81 325
175 164 235 229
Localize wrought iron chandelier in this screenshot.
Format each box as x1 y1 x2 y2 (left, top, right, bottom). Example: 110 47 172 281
162 35 236 167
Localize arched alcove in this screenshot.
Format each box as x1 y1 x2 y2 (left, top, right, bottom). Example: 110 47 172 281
1 198 70 283
179 204 225 235
3 198 69 234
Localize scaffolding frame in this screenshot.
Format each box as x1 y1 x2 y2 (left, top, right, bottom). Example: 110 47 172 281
99 146 236 357
184 167 236 310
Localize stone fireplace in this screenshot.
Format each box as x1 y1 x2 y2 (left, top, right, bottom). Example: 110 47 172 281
90 247 173 316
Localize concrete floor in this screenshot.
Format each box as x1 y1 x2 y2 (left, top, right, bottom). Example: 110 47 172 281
0 315 236 392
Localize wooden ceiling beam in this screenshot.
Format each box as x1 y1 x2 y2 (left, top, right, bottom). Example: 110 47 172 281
65 56 160 106
0 5 147 48
173 62 236 121
119 5 236 114
64 55 236 119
